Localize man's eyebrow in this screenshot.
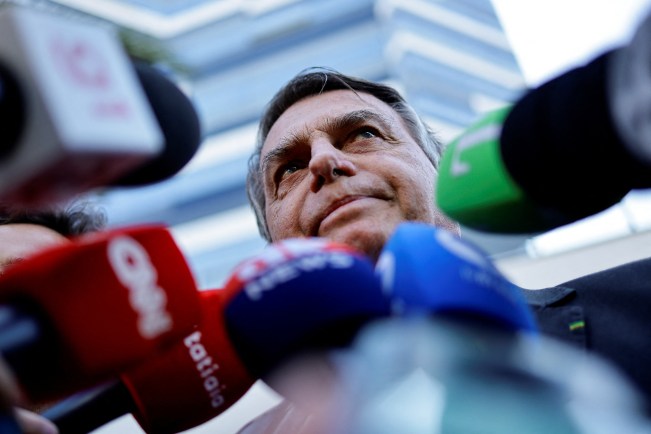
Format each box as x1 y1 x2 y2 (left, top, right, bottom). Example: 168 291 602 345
260 109 394 175
324 109 393 133
261 145 296 176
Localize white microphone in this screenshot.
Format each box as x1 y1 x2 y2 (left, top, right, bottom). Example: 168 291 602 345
0 4 164 205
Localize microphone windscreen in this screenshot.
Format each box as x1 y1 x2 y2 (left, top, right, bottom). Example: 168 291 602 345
122 289 254 434
436 51 651 234
222 238 391 378
376 223 537 333
0 225 201 400
501 52 640 217
111 61 201 187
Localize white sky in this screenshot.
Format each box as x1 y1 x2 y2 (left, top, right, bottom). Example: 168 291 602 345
490 0 651 257
492 0 651 85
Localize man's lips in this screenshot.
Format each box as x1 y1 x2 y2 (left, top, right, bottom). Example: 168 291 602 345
315 195 371 234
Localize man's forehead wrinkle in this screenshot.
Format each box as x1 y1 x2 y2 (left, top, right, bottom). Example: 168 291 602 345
328 109 394 132
296 107 394 138
261 107 397 174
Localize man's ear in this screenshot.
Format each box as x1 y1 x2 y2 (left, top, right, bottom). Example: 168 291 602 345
434 210 461 236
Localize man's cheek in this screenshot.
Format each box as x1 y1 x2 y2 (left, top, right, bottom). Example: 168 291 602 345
267 206 294 240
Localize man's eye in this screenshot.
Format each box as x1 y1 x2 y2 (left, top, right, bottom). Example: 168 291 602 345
352 128 378 140
280 162 302 178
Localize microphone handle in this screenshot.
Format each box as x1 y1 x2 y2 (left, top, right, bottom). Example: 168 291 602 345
43 380 136 434
0 304 41 355
0 413 22 434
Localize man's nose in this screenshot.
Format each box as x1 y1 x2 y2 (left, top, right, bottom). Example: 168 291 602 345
308 139 356 192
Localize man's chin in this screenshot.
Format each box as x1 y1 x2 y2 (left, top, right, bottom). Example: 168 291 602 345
319 223 392 263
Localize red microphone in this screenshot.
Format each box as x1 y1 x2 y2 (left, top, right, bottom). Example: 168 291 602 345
43 238 381 434
0 225 202 402
43 289 255 434
123 288 254 433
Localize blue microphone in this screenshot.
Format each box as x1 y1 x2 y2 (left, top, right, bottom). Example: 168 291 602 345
376 222 537 333
222 238 391 378
340 223 651 434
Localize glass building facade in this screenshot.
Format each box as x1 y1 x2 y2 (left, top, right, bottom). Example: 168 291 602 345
43 0 526 287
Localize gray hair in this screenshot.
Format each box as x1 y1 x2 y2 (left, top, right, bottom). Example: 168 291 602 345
247 69 443 241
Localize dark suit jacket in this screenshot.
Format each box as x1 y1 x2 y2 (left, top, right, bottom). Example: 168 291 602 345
524 257 651 410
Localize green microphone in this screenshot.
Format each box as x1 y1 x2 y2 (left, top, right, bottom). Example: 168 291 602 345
435 106 546 233
436 49 651 234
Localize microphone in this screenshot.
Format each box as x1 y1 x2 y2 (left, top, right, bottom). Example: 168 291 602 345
223 229 540 434
341 223 651 433
0 225 202 402
435 11 651 233
0 5 201 205
44 289 255 434
376 222 537 332
222 237 392 379
44 238 390 434
110 60 201 188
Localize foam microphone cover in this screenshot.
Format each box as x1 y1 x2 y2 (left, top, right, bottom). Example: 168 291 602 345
0 225 201 401
376 222 537 333
121 289 254 434
500 52 650 219
222 238 391 378
111 61 202 186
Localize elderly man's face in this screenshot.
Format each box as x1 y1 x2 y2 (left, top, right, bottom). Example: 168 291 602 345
260 89 455 261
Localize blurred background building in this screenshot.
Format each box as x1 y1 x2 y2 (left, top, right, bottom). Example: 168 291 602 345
27 0 532 290
4 0 651 432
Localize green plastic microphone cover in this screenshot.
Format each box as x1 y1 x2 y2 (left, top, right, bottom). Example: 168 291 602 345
436 107 546 233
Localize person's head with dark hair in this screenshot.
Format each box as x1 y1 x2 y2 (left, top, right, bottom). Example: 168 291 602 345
247 68 457 261
0 201 107 434
0 202 106 433
0 203 107 237
0 202 106 273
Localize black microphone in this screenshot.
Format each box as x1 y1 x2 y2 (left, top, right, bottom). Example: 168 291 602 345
436 10 651 233
112 61 201 187
0 5 201 206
